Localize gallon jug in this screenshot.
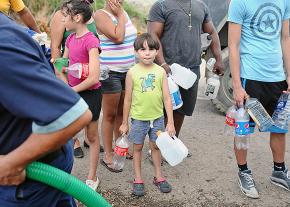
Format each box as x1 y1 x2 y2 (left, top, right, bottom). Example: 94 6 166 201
206 58 216 72
168 76 183 110
170 63 197 89
204 74 220 99
156 131 188 166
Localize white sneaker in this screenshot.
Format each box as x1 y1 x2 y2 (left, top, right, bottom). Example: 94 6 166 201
86 177 100 191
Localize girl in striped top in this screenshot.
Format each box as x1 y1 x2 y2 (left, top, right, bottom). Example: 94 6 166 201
94 0 137 172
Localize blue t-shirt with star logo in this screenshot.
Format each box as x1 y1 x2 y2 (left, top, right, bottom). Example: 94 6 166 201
228 0 290 82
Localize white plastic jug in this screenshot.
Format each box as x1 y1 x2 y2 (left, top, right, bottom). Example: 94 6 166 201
156 131 188 166
167 76 183 110
204 74 220 99
170 63 197 89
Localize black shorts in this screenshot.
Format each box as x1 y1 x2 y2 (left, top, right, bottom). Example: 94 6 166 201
101 71 126 94
79 88 102 121
241 78 288 133
175 66 200 116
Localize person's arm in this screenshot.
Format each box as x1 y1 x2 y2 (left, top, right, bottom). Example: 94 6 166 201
281 19 290 92
0 109 91 186
72 48 100 92
203 21 224 75
18 7 40 33
63 46 69 59
119 70 133 135
147 22 171 73
50 10 66 60
162 72 175 136
54 46 69 84
228 22 248 106
94 0 126 43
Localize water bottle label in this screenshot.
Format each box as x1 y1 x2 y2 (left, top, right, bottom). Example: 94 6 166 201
171 90 182 107
235 121 250 135
275 100 286 113
114 146 128 156
81 64 89 80
225 116 235 126
205 84 215 96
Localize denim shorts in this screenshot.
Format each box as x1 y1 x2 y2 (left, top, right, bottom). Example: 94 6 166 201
101 71 127 94
129 116 165 144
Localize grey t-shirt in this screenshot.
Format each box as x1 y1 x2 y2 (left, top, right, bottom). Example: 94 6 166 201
148 0 211 73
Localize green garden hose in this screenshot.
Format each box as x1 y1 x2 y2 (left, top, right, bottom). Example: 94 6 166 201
26 162 111 207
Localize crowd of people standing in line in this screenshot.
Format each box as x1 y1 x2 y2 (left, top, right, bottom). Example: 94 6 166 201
0 0 290 206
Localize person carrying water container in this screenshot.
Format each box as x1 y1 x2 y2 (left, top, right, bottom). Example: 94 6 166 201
228 0 290 199
119 33 175 196
0 12 91 206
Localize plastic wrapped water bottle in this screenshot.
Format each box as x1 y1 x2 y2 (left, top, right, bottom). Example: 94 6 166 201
245 98 274 132
224 105 237 136
272 93 290 130
112 135 129 171
234 106 250 150
67 63 89 80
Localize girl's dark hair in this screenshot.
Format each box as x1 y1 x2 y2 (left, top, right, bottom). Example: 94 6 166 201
134 33 160 51
61 0 94 23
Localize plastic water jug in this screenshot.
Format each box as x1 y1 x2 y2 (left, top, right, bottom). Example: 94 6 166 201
170 63 197 89
204 74 220 99
156 131 188 166
99 64 110 81
224 105 237 136
167 76 183 110
235 106 250 150
112 135 129 170
272 93 290 130
206 58 216 72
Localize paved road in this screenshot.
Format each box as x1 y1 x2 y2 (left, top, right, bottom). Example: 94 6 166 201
72 62 290 206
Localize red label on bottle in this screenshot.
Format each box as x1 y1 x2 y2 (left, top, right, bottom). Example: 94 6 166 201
81 64 89 80
114 146 128 156
225 116 235 126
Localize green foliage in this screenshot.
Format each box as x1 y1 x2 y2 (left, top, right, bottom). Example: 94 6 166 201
23 0 144 19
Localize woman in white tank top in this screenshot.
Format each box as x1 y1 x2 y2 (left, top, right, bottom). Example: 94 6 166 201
94 0 137 172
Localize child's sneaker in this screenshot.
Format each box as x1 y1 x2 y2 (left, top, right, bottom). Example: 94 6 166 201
86 177 100 191
153 177 172 193
132 180 145 196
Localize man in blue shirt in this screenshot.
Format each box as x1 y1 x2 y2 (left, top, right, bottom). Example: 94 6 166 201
228 0 290 199
0 13 92 206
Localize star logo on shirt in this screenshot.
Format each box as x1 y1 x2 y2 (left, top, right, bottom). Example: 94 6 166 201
250 3 282 38
262 16 275 30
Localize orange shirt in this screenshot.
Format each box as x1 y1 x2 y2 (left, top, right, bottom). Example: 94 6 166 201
0 0 25 15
